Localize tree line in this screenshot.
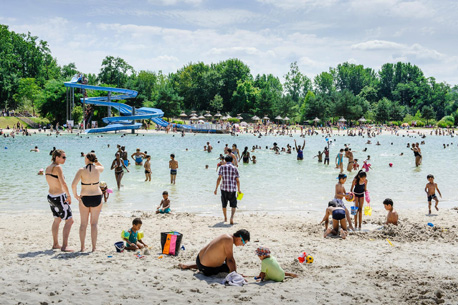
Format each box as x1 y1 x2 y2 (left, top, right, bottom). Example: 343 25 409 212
1 24 457 127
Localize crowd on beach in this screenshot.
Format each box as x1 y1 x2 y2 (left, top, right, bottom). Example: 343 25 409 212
18 124 454 282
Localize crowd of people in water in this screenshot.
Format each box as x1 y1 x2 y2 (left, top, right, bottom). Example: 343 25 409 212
14 123 454 280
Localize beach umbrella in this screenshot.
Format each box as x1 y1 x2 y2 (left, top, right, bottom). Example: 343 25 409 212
204 111 212 118
240 121 248 126
198 119 205 123
252 115 260 120
263 115 270 120
358 117 367 122
275 115 283 120
226 114 232 119
338 117 347 122
197 115 205 119
236 114 243 120
214 111 222 117
179 112 187 117
190 115 198 120
283 116 290 121
313 117 320 122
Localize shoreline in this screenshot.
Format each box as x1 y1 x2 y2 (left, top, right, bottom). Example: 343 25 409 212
2 208 457 304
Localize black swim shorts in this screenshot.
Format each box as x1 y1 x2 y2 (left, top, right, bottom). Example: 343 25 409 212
427 194 437 202
48 193 72 220
196 254 230 276
221 190 237 208
332 209 346 221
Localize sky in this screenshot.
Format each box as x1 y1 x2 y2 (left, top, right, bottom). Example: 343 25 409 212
1 0 458 84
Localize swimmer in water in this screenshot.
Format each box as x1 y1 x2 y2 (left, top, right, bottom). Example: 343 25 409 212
111 153 129 190
294 140 305 160
144 155 151 182
131 148 146 165
169 154 178 184
314 151 323 162
30 146 39 152
335 149 344 173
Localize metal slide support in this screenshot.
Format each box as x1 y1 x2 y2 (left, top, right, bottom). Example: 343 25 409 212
131 106 136 134
107 91 111 117
83 95 86 133
66 87 69 122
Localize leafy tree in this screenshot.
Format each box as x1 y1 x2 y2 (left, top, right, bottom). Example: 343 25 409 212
214 59 251 113
13 78 41 115
231 80 259 114
71 105 83 124
284 61 312 104
421 105 436 124
151 73 183 117
98 56 135 88
209 94 223 112
37 79 67 123
314 72 334 95
333 62 377 95
61 63 79 80
375 98 392 123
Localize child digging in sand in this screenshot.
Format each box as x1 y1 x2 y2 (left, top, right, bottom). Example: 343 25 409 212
383 199 398 225
425 174 442 215
255 247 297 282
322 201 353 239
123 218 148 250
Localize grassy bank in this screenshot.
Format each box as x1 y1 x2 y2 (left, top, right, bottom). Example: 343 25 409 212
0 117 49 129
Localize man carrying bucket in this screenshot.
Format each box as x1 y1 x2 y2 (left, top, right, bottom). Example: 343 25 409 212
214 155 241 225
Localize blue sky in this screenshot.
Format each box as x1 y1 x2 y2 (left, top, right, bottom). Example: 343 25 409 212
1 0 458 84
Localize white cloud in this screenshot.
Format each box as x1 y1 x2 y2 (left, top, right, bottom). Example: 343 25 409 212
147 0 203 6
256 0 338 10
352 40 405 50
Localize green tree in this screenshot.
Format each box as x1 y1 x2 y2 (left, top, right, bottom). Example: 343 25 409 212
421 105 436 124
314 72 334 95
61 63 79 80
37 79 67 123
284 61 312 105
333 62 377 95
71 105 83 124
13 78 41 115
214 59 252 113
98 56 135 88
209 94 223 112
231 80 259 114
375 98 392 123
151 73 183 117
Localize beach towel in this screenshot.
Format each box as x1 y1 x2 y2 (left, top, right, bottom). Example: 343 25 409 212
161 232 183 256
222 271 246 286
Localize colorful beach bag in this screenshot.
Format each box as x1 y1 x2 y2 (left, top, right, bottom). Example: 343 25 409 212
161 231 183 256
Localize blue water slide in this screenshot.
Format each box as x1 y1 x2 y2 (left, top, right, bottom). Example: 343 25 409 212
64 78 168 133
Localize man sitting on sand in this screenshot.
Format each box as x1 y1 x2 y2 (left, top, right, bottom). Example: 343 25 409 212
180 229 250 276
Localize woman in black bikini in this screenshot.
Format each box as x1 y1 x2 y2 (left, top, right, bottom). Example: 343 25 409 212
111 152 129 189
46 149 74 252
350 170 367 230
239 146 250 164
71 152 104 252
411 142 421 167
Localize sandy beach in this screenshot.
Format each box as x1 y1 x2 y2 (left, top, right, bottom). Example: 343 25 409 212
1 207 457 305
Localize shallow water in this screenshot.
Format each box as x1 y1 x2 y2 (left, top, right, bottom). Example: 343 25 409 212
1 130 457 215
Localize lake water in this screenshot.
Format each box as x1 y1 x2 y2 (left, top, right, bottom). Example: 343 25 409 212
1 130 457 215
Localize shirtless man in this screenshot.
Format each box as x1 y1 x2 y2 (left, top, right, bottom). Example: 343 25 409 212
45 149 74 252
179 229 250 276
207 142 213 153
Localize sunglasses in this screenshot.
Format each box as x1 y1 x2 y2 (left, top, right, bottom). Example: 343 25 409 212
61 156 67 159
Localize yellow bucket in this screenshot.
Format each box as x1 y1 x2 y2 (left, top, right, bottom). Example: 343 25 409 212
237 192 244 200
364 205 372 216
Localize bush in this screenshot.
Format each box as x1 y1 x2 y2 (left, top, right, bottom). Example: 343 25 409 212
172 120 184 124
227 118 240 123
437 115 454 128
